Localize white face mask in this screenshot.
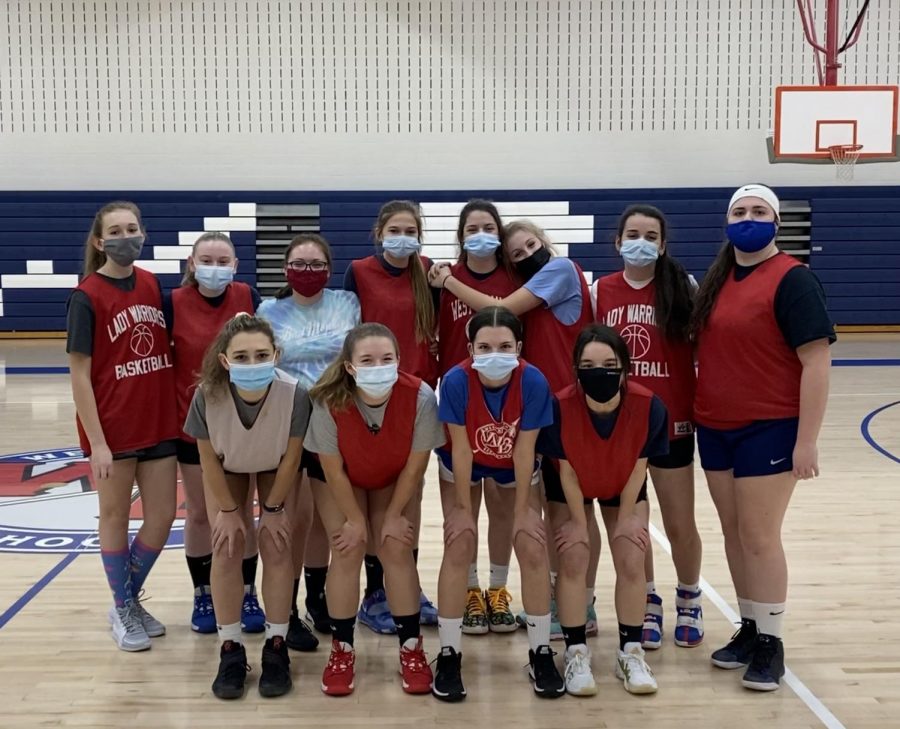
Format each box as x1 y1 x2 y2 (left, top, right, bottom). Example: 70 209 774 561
351 362 399 398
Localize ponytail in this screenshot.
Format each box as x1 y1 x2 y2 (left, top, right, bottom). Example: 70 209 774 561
690 242 736 337
82 201 144 279
653 253 694 342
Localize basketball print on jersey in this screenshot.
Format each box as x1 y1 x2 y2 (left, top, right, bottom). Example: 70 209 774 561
606 304 670 378
473 418 520 460
108 303 173 381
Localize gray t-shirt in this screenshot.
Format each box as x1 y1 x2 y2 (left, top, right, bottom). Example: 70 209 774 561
184 378 311 440
305 381 445 455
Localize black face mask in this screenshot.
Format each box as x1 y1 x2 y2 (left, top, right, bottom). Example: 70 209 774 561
513 246 551 281
577 367 623 404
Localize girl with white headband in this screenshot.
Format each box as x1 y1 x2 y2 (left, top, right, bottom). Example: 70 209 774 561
692 184 834 692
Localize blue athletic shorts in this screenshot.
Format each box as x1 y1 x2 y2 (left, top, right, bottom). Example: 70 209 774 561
697 418 799 478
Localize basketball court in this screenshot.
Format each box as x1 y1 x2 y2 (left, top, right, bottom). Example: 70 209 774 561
1 1 899 727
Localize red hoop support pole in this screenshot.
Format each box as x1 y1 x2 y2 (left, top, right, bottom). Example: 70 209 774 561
824 0 841 85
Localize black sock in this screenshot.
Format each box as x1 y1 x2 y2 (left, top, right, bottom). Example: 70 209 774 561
364 555 384 597
412 548 419 565
331 617 356 647
562 624 587 648
394 613 421 646
304 566 328 609
186 553 212 589
242 553 259 590
291 578 301 616
618 623 643 651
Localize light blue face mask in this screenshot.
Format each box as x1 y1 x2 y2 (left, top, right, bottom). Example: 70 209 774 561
382 236 422 258
194 264 235 294
352 362 399 398
463 232 501 258
471 352 519 380
620 238 660 267
228 360 276 391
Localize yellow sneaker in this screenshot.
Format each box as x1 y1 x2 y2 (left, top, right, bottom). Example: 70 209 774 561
462 588 488 635
486 587 518 633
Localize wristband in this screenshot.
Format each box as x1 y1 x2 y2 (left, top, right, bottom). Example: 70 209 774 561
262 502 285 514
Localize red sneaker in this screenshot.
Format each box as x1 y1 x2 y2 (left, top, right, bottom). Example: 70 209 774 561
321 640 355 696
399 636 433 694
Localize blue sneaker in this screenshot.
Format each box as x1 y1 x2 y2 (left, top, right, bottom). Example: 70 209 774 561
357 588 397 634
674 588 704 647
550 597 563 641
241 587 266 633
642 593 663 650
419 591 438 626
585 598 598 637
191 586 217 634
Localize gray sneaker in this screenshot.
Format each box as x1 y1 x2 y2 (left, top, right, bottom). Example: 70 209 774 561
132 600 166 637
108 603 151 652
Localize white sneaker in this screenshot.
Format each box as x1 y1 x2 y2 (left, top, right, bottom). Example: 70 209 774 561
615 643 658 694
108 603 151 652
132 600 166 637
564 644 597 696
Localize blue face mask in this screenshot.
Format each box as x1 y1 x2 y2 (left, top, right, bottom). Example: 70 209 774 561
471 352 519 380
726 220 778 253
382 236 422 258
463 232 501 258
352 362 399 399
620 238 660 267
195 264 234 294
228 360 276 391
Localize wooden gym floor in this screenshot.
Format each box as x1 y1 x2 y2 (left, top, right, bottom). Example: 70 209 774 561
0 335 897 729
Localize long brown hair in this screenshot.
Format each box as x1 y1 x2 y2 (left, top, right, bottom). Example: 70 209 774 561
274 233 334 299
82 201 144 278
181 232 236 286
198 314 277 400
455 199 506 265
310 323 399 411
690 242 736 337
373 200 434 343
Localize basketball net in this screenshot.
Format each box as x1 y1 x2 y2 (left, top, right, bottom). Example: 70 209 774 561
829 143 863 182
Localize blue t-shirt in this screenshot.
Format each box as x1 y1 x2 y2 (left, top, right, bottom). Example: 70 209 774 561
257 289 361 390
523 257 584 326
538 393 669 461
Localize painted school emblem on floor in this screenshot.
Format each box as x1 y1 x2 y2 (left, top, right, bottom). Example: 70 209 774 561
0 448 186 554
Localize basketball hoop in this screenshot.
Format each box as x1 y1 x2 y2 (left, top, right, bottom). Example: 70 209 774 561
828 143 863 181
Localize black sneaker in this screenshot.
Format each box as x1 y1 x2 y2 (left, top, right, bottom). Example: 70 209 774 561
711 621 758 669
212 641 249 700
432 647 466 702
742 634 785 692
286 613 319 652
305 599 333 635
528 646 565 698
259 636 293 697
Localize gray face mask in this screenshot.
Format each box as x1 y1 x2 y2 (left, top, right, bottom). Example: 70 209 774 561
102 235 144 266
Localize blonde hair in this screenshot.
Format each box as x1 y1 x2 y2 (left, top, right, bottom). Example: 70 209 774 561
502 219 558 276
373 200 435 343
198 314 277 400
309 323 399 411
82 201 144 278
181 232 236 286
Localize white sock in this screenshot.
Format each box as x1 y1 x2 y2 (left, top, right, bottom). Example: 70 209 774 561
438 616 463 653
218 621 241 645
526 613 551 652
737 596 754 621
467 563 479 590
489 563 509 589
752 601 785 638
265 621 289 640
586 586 596 609
646 580 657 596
550 571 558 589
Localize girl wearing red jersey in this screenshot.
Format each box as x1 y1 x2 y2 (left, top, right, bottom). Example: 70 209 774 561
538 325 668 696
305 324 444 696
167 232 264 636
693 184 833 692
66 201 178 653
433 307 559 702
438 200 521 635
344 200 439 631
593 205 704 651
184 314 307 700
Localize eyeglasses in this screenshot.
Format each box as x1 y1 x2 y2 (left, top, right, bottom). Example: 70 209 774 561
286 260 328 272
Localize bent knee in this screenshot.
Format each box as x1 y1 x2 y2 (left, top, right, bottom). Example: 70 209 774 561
558 544 589 579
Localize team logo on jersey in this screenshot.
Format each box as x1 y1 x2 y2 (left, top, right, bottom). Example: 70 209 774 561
474 419 520 459
621 323 652 360
130 323 155 357
0 448 186 554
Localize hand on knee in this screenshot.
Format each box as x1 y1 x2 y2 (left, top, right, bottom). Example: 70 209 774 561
514 533 547 572
377 538 412 570
258 531 293 568
558 543 589 581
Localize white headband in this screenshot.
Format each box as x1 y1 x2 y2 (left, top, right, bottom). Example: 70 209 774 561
728 184 780 217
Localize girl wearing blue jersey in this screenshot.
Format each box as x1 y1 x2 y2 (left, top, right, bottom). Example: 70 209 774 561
258 234 361 651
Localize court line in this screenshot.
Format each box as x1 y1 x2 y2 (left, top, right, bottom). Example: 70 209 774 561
0 551 80 630
859 400 900 465
648 523 847 729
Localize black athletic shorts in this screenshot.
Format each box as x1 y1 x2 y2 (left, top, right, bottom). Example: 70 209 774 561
113 439 178 462
542 458 648 508
300 448 326 482
648 432 695 470
176 438 201 465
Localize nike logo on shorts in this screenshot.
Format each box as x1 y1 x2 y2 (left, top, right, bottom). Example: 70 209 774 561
770 457 787 465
